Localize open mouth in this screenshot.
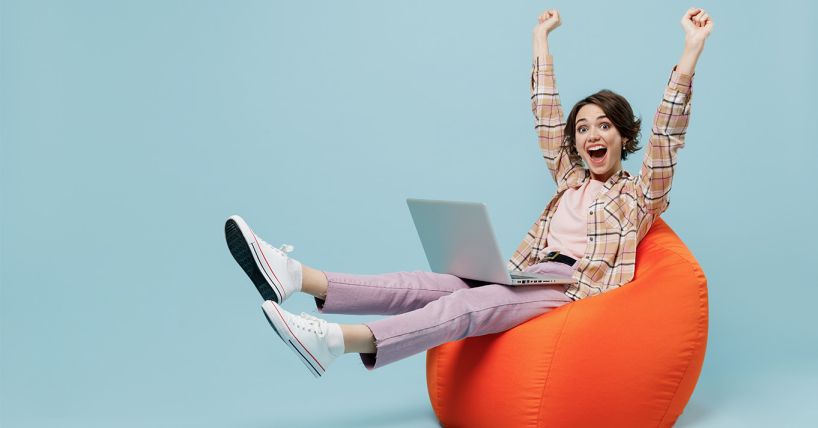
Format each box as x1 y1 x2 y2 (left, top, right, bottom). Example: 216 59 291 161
588 146 607 160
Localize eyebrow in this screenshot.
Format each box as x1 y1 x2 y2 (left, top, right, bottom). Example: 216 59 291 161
576 115 607 125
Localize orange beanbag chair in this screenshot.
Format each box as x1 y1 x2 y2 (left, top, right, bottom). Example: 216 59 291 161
426 218 708 428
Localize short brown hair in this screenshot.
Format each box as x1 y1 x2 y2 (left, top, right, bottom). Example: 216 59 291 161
563 89 642 164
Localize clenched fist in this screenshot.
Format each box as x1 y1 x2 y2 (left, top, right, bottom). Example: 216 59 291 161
681 8 713 48
533 9 561 42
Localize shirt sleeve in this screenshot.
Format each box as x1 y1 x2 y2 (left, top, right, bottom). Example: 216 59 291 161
531 55 583 187
635 65 693 214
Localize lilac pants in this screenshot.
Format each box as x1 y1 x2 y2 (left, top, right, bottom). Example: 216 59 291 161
316 261 576 369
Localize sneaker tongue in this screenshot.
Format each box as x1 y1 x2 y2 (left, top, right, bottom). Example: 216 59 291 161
260 238 295 257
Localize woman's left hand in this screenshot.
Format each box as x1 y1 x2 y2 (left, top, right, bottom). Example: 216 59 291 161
681 8 713 49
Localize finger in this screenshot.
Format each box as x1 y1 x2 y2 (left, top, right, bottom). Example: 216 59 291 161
683 8 700 26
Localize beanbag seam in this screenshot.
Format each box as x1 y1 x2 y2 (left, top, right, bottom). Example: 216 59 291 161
657 262 708 427
535 301 576 427
435 346 443 422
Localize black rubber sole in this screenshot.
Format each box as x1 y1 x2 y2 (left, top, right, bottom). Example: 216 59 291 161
225 218 282 303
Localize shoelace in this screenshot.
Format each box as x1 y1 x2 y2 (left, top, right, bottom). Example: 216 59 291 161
258 237 295 258
290 312 327 336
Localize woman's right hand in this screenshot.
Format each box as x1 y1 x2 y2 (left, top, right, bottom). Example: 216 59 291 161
533 9 561 42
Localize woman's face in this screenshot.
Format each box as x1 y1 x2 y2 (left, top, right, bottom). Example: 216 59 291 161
575 103 624 182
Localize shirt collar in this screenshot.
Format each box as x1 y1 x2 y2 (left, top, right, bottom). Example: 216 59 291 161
574 168 630 188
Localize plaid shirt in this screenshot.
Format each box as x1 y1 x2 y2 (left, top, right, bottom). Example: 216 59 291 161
508 54 693 301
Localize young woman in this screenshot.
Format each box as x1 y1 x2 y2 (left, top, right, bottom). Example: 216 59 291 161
225 8 713 377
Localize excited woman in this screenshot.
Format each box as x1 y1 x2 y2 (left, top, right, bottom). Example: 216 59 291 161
225 7 713 377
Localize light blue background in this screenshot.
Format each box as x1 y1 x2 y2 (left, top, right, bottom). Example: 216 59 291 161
2 1 816 427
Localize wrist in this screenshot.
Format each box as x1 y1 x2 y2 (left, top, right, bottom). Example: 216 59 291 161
683 40 705 53
533 38 550 59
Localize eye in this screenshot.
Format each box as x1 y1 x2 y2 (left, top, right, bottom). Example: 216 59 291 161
600 123 610 130
578 126 587 133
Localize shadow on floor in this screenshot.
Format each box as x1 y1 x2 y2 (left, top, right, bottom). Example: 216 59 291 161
250 403 440 428
675 402 714 427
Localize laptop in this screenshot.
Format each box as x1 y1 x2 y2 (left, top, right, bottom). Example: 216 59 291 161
406 198 577 286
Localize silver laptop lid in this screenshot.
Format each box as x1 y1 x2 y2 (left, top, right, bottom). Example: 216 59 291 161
406 198 513 284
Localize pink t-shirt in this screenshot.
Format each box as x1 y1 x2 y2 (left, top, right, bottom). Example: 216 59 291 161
543 179 605 260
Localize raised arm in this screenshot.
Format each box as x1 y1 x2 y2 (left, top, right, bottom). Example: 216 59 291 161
636 8 713 215
531 10 583 188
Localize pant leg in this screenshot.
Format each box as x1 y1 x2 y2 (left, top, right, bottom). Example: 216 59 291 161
316 271 473 315
361 261 576 369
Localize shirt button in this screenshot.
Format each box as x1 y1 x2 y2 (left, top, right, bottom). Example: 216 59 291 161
588 211 593 215
589 237 594 241
585 255 590 259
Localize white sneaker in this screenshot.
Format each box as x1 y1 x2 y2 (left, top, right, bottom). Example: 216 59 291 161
261 300 340 378
224 215 302 303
